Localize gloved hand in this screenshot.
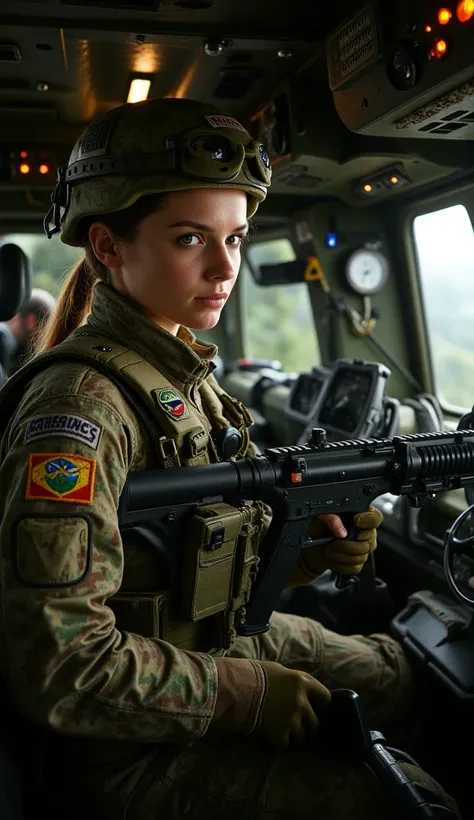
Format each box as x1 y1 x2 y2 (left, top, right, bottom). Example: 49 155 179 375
287 507 383 588
254 660 331 749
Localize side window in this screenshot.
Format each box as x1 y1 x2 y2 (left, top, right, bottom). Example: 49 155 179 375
242 238 320 372
2 233 83 295
413 204 474 410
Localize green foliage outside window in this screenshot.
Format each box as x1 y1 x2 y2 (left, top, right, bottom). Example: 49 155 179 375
243 238 320 373
413 204 474 411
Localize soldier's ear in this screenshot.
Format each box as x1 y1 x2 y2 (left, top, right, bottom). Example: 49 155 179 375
88 222 124 270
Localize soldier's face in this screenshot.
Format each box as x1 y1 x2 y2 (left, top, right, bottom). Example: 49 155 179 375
107 188 248 335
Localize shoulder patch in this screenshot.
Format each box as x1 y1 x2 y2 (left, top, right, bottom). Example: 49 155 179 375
157 389 188 420
26 453 96 505
25 414 103 451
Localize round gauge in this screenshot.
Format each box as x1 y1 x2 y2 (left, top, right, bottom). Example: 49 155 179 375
345 248 390 295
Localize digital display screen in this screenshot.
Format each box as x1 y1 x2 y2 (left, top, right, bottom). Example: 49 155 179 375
290 373 325 417
319 369 372 434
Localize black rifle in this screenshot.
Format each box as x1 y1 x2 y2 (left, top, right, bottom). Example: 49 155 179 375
118 428 474 638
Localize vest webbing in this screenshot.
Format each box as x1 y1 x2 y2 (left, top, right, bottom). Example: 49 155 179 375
0 330 214 466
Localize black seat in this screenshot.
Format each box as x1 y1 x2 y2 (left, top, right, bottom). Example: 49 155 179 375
0 734 24 820
0 243 32 322
0 241 33 813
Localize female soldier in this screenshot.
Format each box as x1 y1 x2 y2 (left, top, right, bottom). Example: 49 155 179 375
0 97 457 819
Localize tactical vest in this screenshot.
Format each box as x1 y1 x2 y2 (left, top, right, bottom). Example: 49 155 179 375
0 329 264 654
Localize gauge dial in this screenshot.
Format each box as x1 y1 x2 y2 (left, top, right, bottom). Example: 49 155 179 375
345 248 390 295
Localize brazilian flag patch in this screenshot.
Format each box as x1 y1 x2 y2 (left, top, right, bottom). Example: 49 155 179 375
26 453 97 505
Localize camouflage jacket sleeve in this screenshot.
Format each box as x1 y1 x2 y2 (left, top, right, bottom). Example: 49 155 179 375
0 362 263 743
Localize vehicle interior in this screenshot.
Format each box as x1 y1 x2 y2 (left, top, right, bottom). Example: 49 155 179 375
1 0 474 817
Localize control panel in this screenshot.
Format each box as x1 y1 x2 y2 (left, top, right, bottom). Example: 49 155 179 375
286 367 330 423
0 146 56 185
286 358 399 443
327 1 474 139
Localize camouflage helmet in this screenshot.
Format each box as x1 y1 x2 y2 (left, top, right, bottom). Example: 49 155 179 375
44 97 272 247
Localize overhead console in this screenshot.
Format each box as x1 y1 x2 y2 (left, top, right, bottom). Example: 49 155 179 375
0 146 57 187
327 0 474 139
287 358 399 443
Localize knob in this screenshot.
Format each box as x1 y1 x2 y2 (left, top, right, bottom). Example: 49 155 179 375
214 426 242 459
309 428 328 448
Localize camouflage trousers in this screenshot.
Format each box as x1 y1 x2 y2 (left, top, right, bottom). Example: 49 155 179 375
43 612 458 820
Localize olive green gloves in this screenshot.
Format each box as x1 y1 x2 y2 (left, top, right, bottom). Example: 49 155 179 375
254 660 331 749
287 507 384 589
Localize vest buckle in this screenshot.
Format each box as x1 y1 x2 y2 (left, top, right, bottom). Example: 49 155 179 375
157 436 181 468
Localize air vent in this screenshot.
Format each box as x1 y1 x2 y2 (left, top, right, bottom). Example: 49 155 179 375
442 109 469 121
430 122 468 134
327 3 380 91
418 113 472 133
61 0 160 9
213 67 261 99
274 164 325 189
0 44 22 63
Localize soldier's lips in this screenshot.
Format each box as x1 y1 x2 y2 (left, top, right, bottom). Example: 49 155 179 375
194 294 228 308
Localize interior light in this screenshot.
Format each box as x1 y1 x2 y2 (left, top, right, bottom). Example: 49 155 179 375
127 78 151 104
390 176 399 184
20 150 28 159
431 38 448 57
39 164 50 175
325 232 338 248
457 0 474 22
425 24 432 31
363 184 373 193
438 7 453 24
19 163 30 174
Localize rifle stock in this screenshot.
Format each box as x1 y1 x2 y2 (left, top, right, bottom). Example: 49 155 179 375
118 429 474 637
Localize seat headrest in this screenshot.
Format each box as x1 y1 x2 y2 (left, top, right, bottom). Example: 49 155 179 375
0 243 32 321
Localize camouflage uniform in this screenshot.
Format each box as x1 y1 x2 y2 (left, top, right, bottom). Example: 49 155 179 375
0 283 456 820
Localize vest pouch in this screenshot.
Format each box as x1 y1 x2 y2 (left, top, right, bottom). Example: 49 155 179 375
107 590 221 652
107 591 168 638
230 501 263 614
181 503 243 622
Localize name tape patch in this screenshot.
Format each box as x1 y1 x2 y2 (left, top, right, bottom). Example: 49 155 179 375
205 115 249 134
25 414 103 451
26 453 97 505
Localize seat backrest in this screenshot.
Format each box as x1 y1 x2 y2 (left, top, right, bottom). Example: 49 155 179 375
0 733 25 820
0 244 32 322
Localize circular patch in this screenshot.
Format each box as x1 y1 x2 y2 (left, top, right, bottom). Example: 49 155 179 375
159 389 186 419
45 457 79 494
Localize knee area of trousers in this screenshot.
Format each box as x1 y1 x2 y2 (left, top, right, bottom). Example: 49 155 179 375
368 633 413 692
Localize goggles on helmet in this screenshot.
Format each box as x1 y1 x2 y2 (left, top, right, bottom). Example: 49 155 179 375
44 127 271 238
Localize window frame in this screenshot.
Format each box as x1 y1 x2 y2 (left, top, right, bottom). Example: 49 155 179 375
404 187 474 417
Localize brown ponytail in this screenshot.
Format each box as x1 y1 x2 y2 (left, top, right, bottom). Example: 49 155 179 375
35 193 165 353
35 247 102 352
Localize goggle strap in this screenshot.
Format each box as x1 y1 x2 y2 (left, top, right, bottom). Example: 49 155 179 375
66 152 177 185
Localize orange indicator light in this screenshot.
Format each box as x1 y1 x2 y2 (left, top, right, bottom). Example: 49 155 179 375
457 0 474 22
438 8 452 24
431 38 448 57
